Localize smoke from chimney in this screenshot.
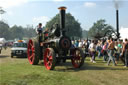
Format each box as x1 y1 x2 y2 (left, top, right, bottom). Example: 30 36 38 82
113 0 123 10
114 0 119 9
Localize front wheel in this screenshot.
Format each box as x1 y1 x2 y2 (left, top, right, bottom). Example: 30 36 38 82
71 48 85 68
44 48 56 70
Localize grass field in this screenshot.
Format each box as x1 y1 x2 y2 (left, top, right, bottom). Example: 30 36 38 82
0 48 128 85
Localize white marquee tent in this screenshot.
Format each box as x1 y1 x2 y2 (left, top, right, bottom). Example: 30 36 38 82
0 38 6 43
119 27 128 39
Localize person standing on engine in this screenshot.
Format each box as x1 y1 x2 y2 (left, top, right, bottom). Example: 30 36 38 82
36 23 43 42
36 23 43 35
44 28 49 41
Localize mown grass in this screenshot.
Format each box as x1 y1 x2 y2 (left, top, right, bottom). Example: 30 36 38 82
0 58 92 85
0 48 128 85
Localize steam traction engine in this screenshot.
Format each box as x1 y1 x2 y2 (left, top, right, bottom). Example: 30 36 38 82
27 7 85 70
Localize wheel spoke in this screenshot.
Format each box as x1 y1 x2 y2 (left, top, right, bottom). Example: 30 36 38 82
47 55 49 58
32 47 35 52
46 51 49 58
77 59 80 63
48 51 52 57
47 61 52 67
77 56 80 60
49 56 53 61
75 59 78 64
46 61 50 66
30 43 33 47
30 53 34 59
28 48 31 52
46 51 52 58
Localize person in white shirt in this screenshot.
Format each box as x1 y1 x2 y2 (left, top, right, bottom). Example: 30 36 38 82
78 40 83 48
89 40 96 63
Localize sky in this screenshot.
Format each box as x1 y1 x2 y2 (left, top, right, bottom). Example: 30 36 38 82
0 0 128 30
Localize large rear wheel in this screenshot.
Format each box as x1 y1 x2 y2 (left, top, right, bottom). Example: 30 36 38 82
71 48 85 68
44 48 56 70
27 39 40 65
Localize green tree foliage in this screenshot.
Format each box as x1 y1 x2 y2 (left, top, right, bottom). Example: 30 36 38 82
82 30 88 39
0 21 10 39
45 13 82 38
23 25 36 38
10 25 36 40
10 25 24 39
88 19 115 39
0 7 6 14
0 21 36 40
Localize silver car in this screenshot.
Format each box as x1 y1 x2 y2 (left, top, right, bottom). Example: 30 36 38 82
11 41 27 58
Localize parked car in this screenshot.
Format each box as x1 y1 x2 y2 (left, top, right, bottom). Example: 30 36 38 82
11 40 27 58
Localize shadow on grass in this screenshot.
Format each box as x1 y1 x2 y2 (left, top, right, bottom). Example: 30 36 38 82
29 59 128 72
80 64 128 71
53 62 128 72
0 54 27 59
0 55 8 58
16 57 27 59
10 56 27 59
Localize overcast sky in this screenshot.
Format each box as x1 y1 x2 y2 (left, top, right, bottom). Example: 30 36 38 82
0 0 128 30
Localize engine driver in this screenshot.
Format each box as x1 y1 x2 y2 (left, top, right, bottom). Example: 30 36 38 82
36 23 43 42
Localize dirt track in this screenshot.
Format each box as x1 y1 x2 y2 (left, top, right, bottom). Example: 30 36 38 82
0 48 25 64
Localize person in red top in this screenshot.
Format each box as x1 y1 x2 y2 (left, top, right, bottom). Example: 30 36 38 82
102 42 108 62
44 28 49 41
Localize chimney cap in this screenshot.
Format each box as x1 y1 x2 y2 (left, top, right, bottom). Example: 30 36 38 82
58 6 67 10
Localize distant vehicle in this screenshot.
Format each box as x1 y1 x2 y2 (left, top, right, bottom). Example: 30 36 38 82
7 40 14 47
0 44 2 54
0 38 6 54
0 38 6 43
11 40 27 58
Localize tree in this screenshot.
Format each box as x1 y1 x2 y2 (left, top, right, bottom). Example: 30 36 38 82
0 21 10 39
0 7 6 15
45 13 82 38
82 30 88 39
88 19 115 39
0 20 36 40
23 25 36 38
10 25 24 39
0 7 6 20
9 25 36 39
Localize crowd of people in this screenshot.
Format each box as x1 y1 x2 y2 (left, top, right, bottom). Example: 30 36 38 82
71 38 128 67
36 23 128 67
